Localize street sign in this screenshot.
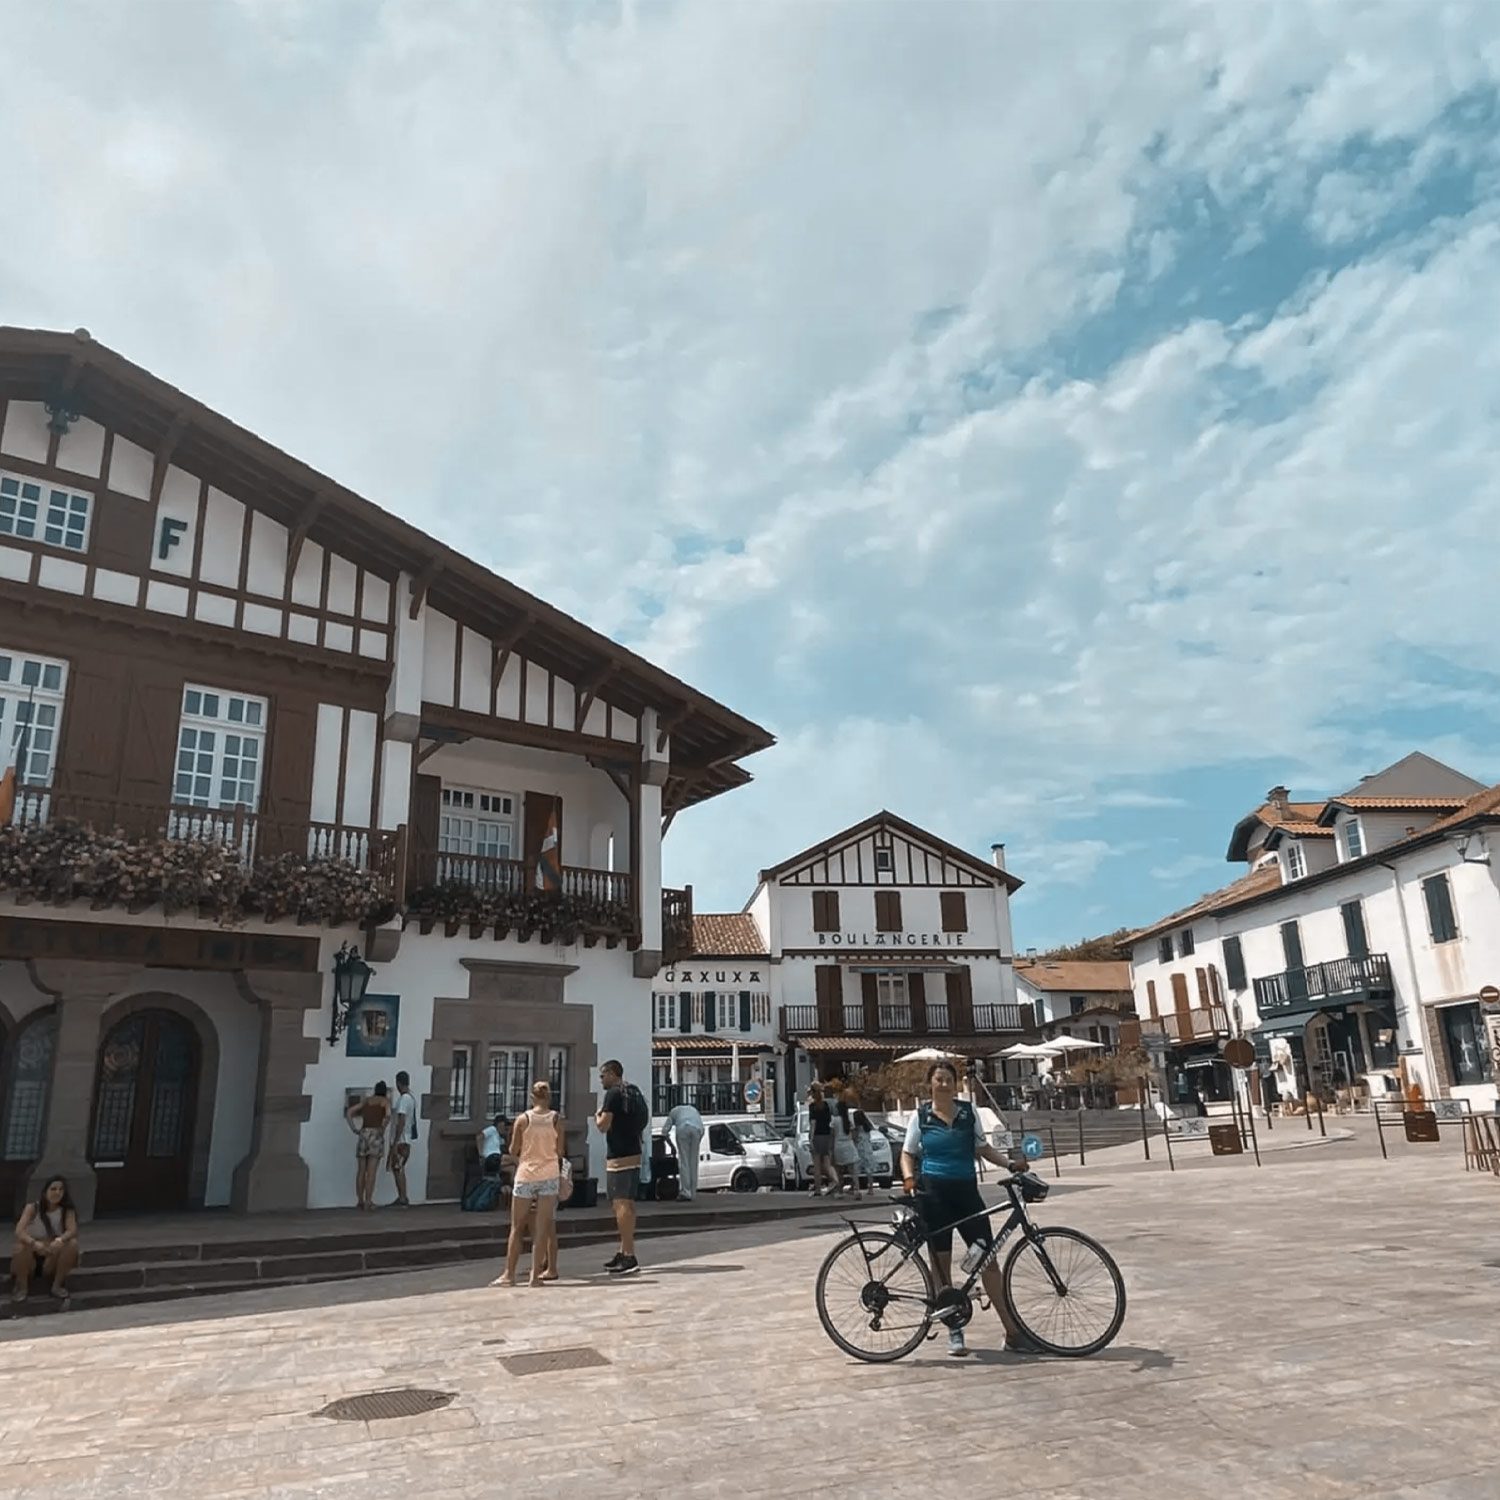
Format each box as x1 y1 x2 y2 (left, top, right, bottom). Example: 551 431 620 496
1403 1109 1440 1143
1208 1124 1243 1156
1478 984 1500 1014
743 1079 763 1113
1223 1037 1255 1070
1021 1133 1044 1161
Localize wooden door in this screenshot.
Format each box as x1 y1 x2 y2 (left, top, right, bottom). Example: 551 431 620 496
90 1011 200 1215
946 968 974 1034
408 773 442 891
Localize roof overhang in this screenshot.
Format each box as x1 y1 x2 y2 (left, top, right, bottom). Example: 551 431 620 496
0 327 774 812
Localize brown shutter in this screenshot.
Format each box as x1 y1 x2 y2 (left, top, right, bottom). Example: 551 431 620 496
1208 966 1223 1006
260 693 317 854
408 773 442 889
1171 972 1190 1015
1146 979 1158 1018
813 890 840 932
861 970 879 1033
875 890 902 932
1195 967 1211 1007
940 891 967 933
116 663 183 826
908 971 928 1031
945 967 973 1033
57 656 131 808
815 965 842 1033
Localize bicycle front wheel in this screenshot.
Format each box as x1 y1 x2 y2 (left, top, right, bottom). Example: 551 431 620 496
815 1230 934 1363
1002 1227 1126 1357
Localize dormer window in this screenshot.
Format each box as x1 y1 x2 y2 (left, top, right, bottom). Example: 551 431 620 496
1342 818 1364 861
1285 842 1306 880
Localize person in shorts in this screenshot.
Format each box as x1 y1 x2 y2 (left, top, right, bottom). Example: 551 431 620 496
806 1083 837 1195
388 1070 417 1207
595 1059 644 1275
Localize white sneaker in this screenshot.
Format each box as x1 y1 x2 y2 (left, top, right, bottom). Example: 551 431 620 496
947 1328 969 1358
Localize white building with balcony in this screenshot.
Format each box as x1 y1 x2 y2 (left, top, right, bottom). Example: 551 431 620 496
1125 754 1500 1114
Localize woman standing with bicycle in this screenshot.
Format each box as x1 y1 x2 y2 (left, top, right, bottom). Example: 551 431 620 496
901 1058 1034 1358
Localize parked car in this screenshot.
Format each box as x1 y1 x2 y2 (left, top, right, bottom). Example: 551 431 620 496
789 1106 894 1189
687 1116 791 1193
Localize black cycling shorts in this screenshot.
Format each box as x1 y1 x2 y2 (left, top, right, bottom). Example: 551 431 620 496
917 1175 992 1257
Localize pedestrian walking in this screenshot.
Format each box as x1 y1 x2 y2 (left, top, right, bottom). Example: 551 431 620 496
832 1093 862 1198
665 1101 705 1200
596 1059 648 1275
846 1089 876 1196
387 1070 418 1207
497 1081 566 1287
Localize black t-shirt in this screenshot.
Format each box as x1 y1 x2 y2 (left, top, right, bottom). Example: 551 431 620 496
603 1084 642 1160
809 1099 832 1138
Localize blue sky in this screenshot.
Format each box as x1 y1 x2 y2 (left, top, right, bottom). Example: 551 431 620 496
5 1 1499 946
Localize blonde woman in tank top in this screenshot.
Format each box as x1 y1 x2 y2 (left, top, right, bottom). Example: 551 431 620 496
498 1081 566 1287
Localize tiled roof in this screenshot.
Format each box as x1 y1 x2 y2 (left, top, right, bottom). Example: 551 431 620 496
797 1036 892 1053
1273 820 1333 837
1125 865 1284 946
1426 783 1500 832
1014 960 1132 993
690 913 767 956
1328 796 1469 810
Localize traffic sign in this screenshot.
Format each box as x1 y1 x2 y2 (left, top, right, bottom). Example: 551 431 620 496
743 1079 763 1112
1223 1037 1255 1070
1021 1133 1044 1161
1479 984 1500 1014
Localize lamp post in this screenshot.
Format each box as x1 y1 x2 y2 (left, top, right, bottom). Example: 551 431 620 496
329 943 374 1047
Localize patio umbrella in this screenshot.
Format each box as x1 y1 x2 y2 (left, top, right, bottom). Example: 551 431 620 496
1043 1036 1105 1053
894 1046 964 1063
995 1042 1057 1059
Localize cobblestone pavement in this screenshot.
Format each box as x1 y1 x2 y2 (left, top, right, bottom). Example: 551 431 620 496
1 1152 1496 1499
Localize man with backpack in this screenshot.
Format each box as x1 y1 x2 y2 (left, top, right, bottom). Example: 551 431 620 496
595 1059 647 1276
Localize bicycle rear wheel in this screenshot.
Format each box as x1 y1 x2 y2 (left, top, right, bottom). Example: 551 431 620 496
815 1230 934 1363
1001 1227 1125 1357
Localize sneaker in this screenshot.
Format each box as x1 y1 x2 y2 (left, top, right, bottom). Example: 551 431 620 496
602 1252 625 1272
609 1255 641 1277
947 1327 969 1358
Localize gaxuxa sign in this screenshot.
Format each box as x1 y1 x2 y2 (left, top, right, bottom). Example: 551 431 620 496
817 931 968 947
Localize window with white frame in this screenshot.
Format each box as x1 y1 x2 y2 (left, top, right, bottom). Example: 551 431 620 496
874 846 894 872
0 471 92 553
449 1044 473 1121
1284 842 1306 880
173 686 266 809
654 993 678 1031
0 651 68 792
1342 818 1365 861
876 972 908 1009
439 787 516 860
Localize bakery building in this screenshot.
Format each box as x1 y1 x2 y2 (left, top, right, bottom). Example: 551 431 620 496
0 327 771 1220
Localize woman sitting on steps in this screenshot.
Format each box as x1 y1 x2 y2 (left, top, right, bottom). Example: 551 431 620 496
10 1175 80 1309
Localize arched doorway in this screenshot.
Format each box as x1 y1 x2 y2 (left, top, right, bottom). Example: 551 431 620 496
89 1010 201 1215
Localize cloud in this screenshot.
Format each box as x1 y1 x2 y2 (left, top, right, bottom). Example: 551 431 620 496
4 2 1500 936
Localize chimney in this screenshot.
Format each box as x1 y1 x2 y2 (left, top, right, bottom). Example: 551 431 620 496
990 842 1006 871
1267 786 1290 814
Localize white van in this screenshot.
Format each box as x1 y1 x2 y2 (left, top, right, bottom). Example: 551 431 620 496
688 1116 791 1193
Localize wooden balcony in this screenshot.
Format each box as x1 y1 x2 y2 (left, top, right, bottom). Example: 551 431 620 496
1253 954 1393 1015
5 783 691 954
782 1001 1025 1040
1139 1006 1231 1046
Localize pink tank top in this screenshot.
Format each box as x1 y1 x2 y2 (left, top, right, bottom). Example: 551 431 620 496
515 1110 560 1182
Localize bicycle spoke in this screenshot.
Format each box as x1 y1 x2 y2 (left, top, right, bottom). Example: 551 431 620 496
816 1231 934 1363
1005 1229 1124 1355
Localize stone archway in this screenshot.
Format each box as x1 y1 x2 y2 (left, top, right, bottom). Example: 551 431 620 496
89 992 220 1213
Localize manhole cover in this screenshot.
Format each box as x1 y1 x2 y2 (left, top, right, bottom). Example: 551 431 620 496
315 1388 455 1422
501 1346 611 1375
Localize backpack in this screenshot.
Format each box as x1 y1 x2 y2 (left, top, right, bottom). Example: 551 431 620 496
462 1176 501 1213
618 1081 649 1141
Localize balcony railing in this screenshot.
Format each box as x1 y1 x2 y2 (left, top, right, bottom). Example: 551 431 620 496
1140 1006 1231 1045
1254 953 1393 1015
653 1081 746 1116
781 1001 1025 1039
662 886 693 967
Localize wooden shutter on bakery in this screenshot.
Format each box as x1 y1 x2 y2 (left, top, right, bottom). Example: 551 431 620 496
946 967 974 1034
908 971 928 1032
815 965 841 1033
875 890 902 932
861 971 879 1033
57 651 131 808
939 891 967 933
260 692 317 855
115 661 183 834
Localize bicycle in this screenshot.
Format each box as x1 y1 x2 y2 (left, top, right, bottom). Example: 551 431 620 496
814 1169 1126 1362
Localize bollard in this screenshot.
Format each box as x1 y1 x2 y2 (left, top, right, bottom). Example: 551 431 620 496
1161 1105 1175 1172
1245 1090 1263 1167
1138 1086 1152 1161
1078 1108 1086 1168
1048 1123 1061 1179
1315 1092 1326 1138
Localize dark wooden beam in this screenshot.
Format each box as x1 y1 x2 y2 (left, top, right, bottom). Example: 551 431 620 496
149 411 191 504
661 809 678 838
409 556 444 619
655 703 691 753
491 612 533 687
574 665 613 733
285 490 327 586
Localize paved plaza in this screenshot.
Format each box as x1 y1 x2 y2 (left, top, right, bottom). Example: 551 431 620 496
1 1147 1497 1499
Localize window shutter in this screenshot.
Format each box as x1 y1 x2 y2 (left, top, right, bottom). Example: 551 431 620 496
1146 979 1158 1019
1195 968 1210 1007
875 890 902 932
1223 937 1246 992
1423 877 1457 943
1170 972 1190 1015
945 967 974 1032
679 993 692 1034
940 892 967 933
861 971 879 1032
1208 966 1223 1006
260 693 317 855
703 991 717 1033
739 991 751 1032
908 971 928 1030
1280 921 1304 969
57 660 129 804
117 663 183 813
1341 901 1369 959
408 773 442 890
813 890 840 932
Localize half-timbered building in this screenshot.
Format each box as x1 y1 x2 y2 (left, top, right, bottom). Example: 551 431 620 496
0 327 771 1219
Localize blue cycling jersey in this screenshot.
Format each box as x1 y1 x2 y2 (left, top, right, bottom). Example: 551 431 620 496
905 1099 982 1180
